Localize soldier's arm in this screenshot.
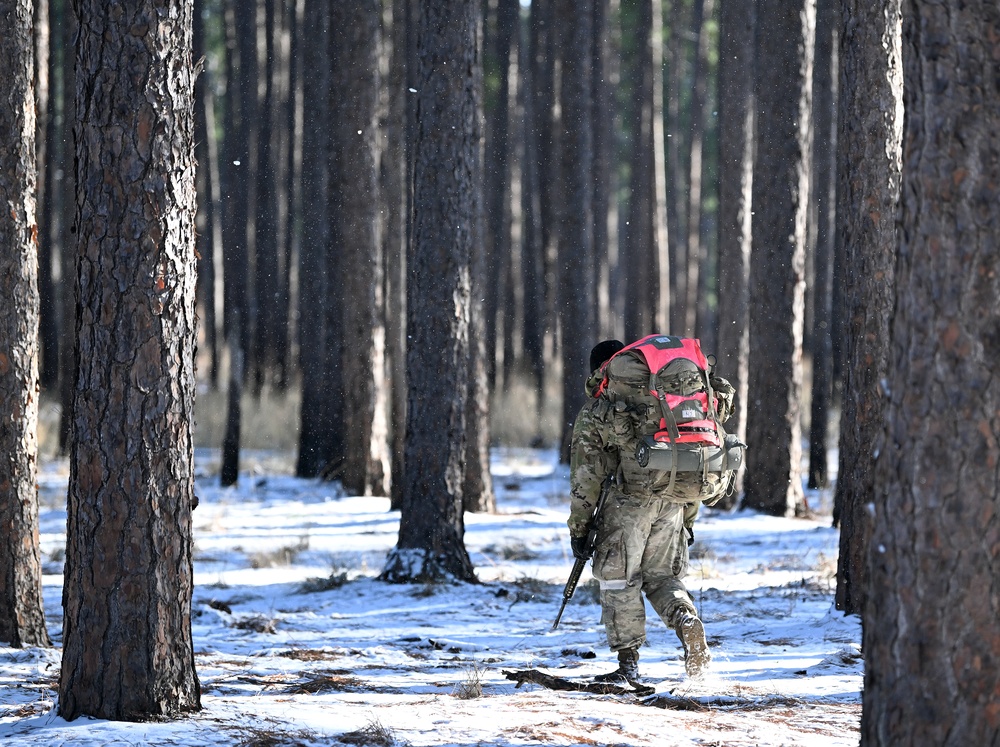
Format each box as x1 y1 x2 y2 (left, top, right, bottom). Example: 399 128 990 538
568 405 613 536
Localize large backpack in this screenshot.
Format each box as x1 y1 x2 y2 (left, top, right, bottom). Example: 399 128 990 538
595 334 743 506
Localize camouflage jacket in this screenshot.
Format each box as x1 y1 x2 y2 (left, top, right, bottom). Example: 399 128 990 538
568 369 703 538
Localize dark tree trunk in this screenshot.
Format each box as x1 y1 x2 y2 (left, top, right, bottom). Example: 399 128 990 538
384 0 408 508
382 0 479 583
295 0 333 479
57 3 77 454
556 0 595 459
277 0 299 393
742 0 814 517
521 0 547 406
193 0 222 389
252 0 279 395
0 0 50 649
862 3 1000 743
591 0 611 337
715 0 754 506
466 0 497 513
807 0 838 490
331 0 387 497
484 0 517 387
666 0 689 333
59 2 201 720
621 0 655 342
833 0 901 616
219 0 254 482
35 0 58 392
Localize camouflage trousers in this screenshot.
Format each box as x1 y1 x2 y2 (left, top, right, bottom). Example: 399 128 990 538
591 491 698 651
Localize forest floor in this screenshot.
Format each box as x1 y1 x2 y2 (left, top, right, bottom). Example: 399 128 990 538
0 446 861 747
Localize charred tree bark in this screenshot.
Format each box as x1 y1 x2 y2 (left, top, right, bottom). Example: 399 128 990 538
59 2 201 720
0 0 50 649
742 0 814 517
715 0 754 506
862 3 1000 743
833 0 901 616
382 0 479 583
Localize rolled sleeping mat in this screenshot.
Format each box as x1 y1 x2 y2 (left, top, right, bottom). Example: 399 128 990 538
634 433 745 472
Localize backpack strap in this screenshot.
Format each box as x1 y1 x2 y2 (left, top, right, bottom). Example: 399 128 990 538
650 371 680 495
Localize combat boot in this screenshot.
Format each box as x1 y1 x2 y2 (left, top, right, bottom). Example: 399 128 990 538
674 611 710 678
594 647 642 685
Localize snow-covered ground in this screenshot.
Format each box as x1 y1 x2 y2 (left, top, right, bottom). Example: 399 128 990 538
1 447 861 746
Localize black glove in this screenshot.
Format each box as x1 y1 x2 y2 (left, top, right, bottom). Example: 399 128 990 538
686 527 695 547
570 535 589 560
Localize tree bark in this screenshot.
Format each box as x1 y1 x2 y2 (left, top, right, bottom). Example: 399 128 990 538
251 0 279 395
742 0 814 517
807 0 838 491
862 3 1000 743
715 0 754 506
193 0 222 388
59 2 201 720
0 0 50 649
682 0 712 339
384 0 408 507
621 0 655 342
295 0 333 479
382 0 480 583
556 0 596 459
332 0 388 497
833 0 901 615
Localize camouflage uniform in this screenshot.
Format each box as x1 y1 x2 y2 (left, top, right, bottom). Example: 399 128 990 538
569 372 701 654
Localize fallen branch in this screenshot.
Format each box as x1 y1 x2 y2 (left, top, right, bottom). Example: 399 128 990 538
501 668 654 697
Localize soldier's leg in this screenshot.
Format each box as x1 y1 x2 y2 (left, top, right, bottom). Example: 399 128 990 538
592 498 655 652
640 502 710 677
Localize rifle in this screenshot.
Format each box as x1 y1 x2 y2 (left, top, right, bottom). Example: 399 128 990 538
551 474 614 631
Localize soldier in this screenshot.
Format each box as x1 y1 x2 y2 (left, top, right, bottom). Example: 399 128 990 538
568 340 712 684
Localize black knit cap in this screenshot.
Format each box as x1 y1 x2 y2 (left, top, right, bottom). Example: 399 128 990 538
589 339 625 373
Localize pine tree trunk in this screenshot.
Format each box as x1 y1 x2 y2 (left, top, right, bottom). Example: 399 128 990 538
193 0 221 388
0 0 50 649
556 0 595 458
683 0 711 339
521 1 547 406
59 2 201 720
862 3 1000 743
332 0 387 497
715 0 754 506
382 0 479 583
295 0 333 479
252 0 279 395
384 0 408 507
622 0 654 342
57 3 77 454
807 0 838 491
666 0 689 333
833 0 901 615
742 0 814 517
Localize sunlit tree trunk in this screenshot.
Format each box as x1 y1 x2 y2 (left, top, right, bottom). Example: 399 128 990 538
743 0 814 517
59 2 201 720
383 0 479 583
0 0 50 649
862 3 1000 743
833 0 901 616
